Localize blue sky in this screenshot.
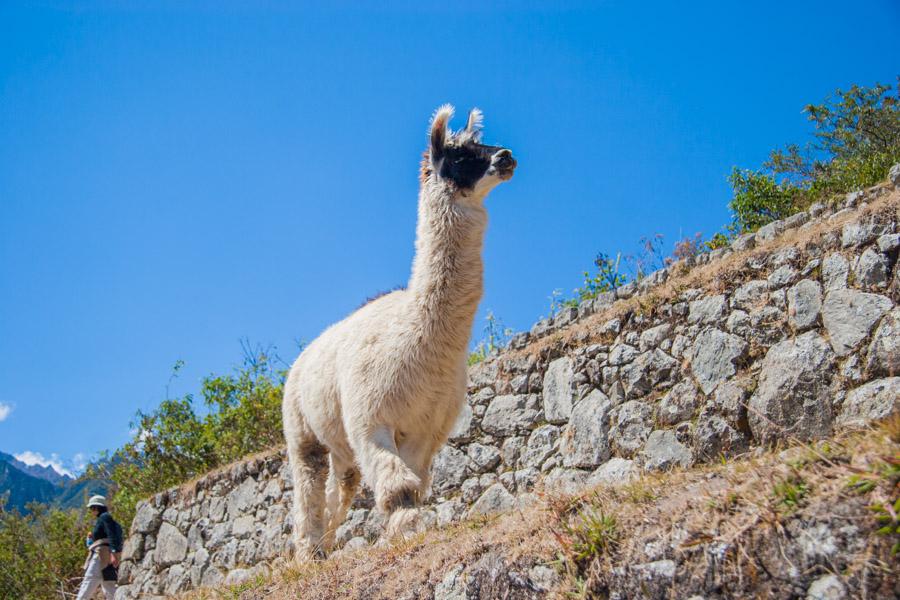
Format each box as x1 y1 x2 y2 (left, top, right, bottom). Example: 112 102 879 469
1 1 898 476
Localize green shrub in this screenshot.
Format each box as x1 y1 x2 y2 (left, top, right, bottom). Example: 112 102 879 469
574 252 627 302
704 232 731 251
0 502 86 600
728 168 802 232
89 347 286 529
556 505 619 568
730 80 900 232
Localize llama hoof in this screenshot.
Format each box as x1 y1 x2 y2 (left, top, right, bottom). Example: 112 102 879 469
294 544 327 565
377 470 422 512
381 484 421 512
385 507 423 540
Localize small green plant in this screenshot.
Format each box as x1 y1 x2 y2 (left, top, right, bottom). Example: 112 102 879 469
773 475 809 511
704 231 732 251
723 491 741 510
620 478 658 504
561 507 619 564
848 459 900 495
847 452 900 554
547 288 580 316
576 252 627 301
871 497 900 555
468 311 513 365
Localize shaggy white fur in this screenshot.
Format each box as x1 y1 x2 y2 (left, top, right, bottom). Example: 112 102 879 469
282 105 516 561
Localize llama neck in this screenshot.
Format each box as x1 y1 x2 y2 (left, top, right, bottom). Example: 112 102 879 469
407 185 488 353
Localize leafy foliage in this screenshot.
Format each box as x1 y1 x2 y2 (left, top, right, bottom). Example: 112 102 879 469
0 501 86 600
728 168 801 232
89 345 287 530
557 80 899 307
704 232 731 251
200 349 285 465
729 80 899 232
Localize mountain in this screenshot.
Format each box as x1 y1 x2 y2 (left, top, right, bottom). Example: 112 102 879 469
54 477 110 510
0 460 59 512
0 451 110 513
0 451 73 486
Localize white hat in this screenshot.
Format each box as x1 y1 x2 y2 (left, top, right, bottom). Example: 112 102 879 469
87 495 107 508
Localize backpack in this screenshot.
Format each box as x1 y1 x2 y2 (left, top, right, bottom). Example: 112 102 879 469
102 516 124 582
108 517 123 549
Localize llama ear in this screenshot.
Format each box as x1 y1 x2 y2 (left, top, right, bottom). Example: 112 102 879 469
429 104 454 164
465 108 483 137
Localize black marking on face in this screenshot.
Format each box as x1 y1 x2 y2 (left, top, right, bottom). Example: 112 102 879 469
438 142 503 189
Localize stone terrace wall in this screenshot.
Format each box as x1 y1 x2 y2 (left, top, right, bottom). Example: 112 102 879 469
116 172 900 599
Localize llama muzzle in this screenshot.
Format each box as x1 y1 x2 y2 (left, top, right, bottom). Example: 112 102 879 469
491 148 517 180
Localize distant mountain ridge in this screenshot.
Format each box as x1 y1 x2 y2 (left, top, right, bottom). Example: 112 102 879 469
0 460 59 511
0 451 109 513
0 451 74 485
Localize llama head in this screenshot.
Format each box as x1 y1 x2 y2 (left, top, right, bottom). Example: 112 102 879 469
421 105 516 199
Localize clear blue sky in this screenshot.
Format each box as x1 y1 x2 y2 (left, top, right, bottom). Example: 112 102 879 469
1 1 898 476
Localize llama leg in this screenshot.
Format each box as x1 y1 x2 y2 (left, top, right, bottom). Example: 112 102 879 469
322 458 341 549
322 459 360 552
377 438 444 540
351 425 422 513
398 437 440 501
284 420 330 562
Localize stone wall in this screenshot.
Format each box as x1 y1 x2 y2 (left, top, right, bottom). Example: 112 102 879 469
116 173 900 599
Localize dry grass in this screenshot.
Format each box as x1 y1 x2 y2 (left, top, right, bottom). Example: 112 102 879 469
555 422 900 598
176 422 899 600
172 446 287 501
180 506 556 600
505 186 900 365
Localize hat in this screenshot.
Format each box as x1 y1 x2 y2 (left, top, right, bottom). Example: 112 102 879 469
87 495 107 509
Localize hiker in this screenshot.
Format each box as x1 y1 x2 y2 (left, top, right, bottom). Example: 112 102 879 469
75 495 123 600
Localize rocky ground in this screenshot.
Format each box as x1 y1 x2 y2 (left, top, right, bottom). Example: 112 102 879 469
177 423 899 599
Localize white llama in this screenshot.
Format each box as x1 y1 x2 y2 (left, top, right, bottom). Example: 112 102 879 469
281 105 516 560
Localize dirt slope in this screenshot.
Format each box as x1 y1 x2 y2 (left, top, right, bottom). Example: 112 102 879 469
178 422 899 600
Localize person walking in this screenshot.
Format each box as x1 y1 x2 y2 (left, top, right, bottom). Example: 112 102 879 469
75 495 123 600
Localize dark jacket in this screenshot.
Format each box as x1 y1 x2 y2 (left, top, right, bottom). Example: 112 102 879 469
90 512 123 582
91 512 123 553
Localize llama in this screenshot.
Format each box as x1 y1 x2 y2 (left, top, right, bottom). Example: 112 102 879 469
281 105 516 560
